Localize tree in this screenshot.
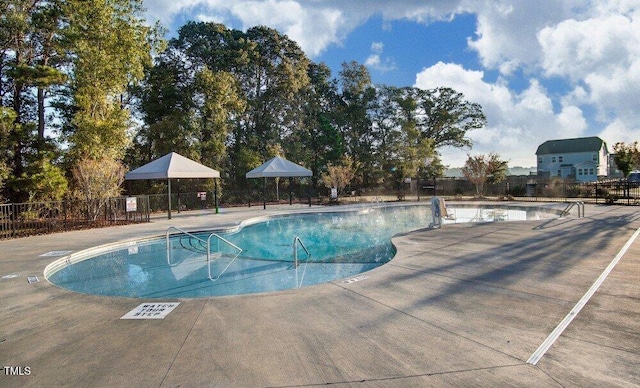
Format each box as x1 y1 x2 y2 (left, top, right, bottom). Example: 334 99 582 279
59 0 157 161
417 87 486 149
193 67 245 169
336 61 377 187
1 1 68 201
321 155 358 199
19 156 68 201
293 62 343 191
131 57 199 164
613 142 640 178
239 26 311 157
0 108 16 199
134 22 314 191
71 156 126 220
374 86 438 193
462 153 508 197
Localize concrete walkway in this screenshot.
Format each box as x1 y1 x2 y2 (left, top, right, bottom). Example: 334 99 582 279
1 202 639 387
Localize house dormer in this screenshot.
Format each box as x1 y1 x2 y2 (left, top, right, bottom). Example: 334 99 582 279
536 137 609 182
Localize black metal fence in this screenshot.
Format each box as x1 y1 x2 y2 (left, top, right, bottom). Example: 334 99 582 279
149 178 640 210
145 179 319 214
0 196 150 240
428 177 639 204
2 177 637 239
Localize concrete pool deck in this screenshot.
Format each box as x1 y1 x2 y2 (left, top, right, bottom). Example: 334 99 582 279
1 202 639 387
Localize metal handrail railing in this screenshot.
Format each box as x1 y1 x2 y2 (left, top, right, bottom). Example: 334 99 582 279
293 236 311 287
293 236 310 269
207 233 242 281
166 226 243 280
561 201 585 218
166 226 207 265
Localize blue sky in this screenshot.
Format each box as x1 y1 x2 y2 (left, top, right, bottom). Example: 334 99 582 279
143 1 640 168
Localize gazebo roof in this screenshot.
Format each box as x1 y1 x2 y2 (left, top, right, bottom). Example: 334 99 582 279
246 156 312 178
125 152 220 180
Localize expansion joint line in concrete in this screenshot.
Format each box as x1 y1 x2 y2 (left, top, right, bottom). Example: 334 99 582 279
159 299 209 386
527 225 640 365
288 363 526 387
333 282 523 364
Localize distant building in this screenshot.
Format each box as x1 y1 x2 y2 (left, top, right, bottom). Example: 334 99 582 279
536 137 609 182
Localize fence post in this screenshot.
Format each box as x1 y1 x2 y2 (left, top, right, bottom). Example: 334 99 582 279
11 203 17 238
62 200 66 231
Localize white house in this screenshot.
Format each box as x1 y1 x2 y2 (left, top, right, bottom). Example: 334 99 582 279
536 137 609 182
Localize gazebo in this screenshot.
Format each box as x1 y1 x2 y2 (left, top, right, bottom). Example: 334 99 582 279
125 152 220 219
246 156 313 209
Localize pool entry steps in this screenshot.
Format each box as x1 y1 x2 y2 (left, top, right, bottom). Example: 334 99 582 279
166 226 243 281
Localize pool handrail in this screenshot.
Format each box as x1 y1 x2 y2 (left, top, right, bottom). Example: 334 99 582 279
166 226 208 265
561 201 585 218
293 236 310 269
166 226 243 280
206 233 243 281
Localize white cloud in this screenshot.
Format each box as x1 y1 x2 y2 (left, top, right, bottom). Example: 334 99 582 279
465 0 576 74
227 0 348 57
143 0 467 58
600 120 638 149
538 14 639 81
144 0 351 57
536 6 640 145
365 42 396 72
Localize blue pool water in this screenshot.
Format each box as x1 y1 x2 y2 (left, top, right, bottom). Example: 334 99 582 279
45 204 559 298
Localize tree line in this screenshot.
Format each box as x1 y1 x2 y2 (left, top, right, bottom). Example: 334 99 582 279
2 0 490 205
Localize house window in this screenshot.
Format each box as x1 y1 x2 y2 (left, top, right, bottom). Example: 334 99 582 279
592 154 598 162
558 156 563 163
557 170 561 176
538 157 543 163
552 156 556 163
589 168 594 175
578 168 583 176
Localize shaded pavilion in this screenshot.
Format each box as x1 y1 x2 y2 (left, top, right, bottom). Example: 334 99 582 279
246 156 313 209
125 152 220 219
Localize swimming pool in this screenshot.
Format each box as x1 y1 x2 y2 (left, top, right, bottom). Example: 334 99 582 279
45 203 560 298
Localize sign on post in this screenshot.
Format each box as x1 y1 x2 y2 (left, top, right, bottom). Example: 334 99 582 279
126 197 137 212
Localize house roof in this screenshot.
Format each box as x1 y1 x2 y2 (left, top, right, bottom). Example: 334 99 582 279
536 136 607 155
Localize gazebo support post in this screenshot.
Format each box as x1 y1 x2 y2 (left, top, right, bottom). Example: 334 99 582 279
214 178 219 214
167 178 172 220
263 177 267 210
289 177 293 205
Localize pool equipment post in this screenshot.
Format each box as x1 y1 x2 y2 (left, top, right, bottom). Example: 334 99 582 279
430 197 447 228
